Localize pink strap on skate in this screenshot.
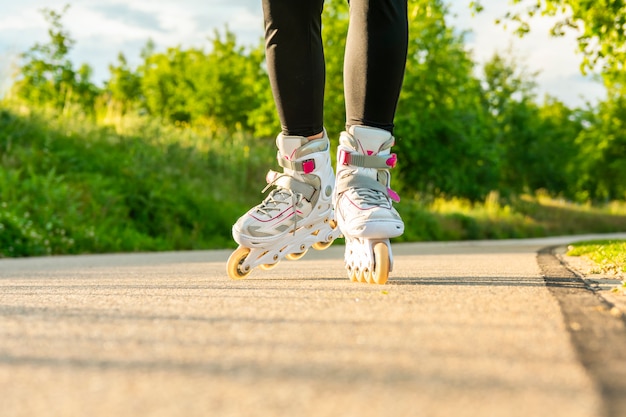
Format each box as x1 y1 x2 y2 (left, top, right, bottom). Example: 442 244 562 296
388 188 401 203
339 149 351 166
302 159 315 174
277 156 316 174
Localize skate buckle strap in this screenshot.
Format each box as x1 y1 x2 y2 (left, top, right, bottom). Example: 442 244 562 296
338 149 397 169
278 156 316 174
336 173 401 203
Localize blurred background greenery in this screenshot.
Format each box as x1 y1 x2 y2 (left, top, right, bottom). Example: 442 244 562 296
1 0 625 257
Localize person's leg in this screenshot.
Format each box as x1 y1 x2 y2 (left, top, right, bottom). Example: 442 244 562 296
227 0 339 279
334 0 408 283
336 0 408 227
344 0 408 134
263 0 326 138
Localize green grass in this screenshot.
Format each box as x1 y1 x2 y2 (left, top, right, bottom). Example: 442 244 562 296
2 104 626 257
0 105 273 256
566 240 626 276
397 191 626 242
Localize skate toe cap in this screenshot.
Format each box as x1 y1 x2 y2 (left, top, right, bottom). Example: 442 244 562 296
341 219 404 239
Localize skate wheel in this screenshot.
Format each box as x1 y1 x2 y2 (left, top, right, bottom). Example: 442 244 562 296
347 266 358 282
354 267 367 283
227 247 252 280
372 242 390 285
260 262 279 270
312 240 333 251
363 267 374 284
286 250 307 260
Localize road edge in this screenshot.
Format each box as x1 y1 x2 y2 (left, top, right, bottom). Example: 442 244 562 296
537 245 626 417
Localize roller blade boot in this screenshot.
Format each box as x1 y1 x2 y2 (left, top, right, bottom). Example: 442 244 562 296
227 132 340 279
334 125 404 284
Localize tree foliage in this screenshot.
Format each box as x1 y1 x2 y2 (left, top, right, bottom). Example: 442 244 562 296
106 53 142 115
134 30 270 134
472 0 626 91
395 0 497 199
11 6 100 113
574 95 626 200
320 0 350 137
5 1 626 202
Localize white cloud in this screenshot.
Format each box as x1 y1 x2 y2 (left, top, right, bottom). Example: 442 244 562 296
68 7 158 43
0 0 263 85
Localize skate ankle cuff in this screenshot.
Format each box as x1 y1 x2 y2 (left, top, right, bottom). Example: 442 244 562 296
338 149 397 169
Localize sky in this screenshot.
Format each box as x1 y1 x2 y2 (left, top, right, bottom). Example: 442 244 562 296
0 0 606 107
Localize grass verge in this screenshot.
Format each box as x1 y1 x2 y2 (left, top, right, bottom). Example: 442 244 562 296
566 240 626 276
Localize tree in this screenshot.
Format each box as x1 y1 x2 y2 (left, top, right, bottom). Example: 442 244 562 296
394 0 498 199
472 0 626 92
11 5 99 113
196 29 269 133
573 94 626 201
138 46 200 123
136 29 271 134
530 97 582 196
322 0 502 199
106 53 142 115
482 52 540 194
321 0 350 138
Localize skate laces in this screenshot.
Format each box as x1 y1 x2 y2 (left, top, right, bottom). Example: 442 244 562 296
348 186 391 209
258 174 305 233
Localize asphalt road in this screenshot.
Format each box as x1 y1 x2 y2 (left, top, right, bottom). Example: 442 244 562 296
1 234 626 417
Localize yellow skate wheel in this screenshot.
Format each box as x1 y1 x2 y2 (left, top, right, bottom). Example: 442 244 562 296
313 220 337 251
312 240 333 251
354 267 367 283
363 267 374 284
260 253 280 270
347 266 358 282
372 242 390 285
227 247 252 280
286 250 307 260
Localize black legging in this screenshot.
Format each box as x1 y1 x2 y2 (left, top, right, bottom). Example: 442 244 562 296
263 0 408 137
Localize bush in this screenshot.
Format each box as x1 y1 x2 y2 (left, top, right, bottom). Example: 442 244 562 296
0 107 273 256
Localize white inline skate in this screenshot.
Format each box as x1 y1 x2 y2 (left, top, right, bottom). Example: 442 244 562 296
334 125 404 284
227 131 341 279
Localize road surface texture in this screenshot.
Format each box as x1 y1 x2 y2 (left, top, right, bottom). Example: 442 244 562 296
1 234 626 417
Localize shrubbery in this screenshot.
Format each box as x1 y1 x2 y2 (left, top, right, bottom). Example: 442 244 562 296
0 108 274 256
2 0 626 257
